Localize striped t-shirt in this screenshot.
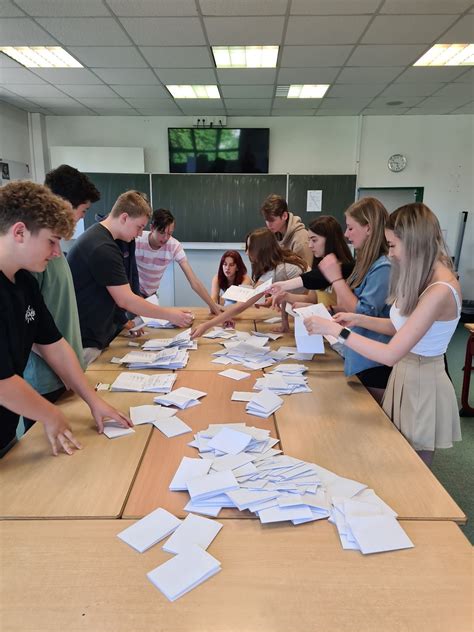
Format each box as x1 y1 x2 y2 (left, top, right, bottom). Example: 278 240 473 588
135 232 186 297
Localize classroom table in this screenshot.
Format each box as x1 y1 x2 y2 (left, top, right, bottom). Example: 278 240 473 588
123 370 277 519
0 388 153 519
274 372 466 523
1 519 471 632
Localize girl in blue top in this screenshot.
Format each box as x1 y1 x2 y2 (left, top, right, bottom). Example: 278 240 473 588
317 197 392 403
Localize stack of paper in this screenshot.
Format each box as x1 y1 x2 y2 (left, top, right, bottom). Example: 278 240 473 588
118 347 189 369
129 404 192 438
202 327 236 340
154 386 207 409
254 373 311 395
246 389 283 418
117 507 181 552
102 421 135 439
142 328 193 351
270 363 308 375
110 372 176 393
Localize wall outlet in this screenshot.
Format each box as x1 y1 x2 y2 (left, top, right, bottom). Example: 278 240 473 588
193 116 227 127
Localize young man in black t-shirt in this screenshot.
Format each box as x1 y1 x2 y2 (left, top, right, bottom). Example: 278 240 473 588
0 181 132 456
68 190 194 364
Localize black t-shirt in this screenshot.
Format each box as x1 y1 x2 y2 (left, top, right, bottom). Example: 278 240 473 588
0 270 62 436
300 261 355 290
68 224 130 349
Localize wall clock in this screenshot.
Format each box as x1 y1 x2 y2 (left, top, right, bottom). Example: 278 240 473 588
388 154 407 172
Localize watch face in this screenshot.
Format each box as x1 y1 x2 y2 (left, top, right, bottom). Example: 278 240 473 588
388 154 407 172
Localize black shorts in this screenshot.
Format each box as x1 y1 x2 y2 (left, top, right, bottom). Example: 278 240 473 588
356 365 392 389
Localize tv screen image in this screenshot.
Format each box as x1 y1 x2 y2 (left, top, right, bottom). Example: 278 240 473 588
168 128 269 174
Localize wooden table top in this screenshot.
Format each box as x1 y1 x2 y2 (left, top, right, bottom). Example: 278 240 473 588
1 519 471 632
123 370 276 519
0 388 152 519
274 372 466 523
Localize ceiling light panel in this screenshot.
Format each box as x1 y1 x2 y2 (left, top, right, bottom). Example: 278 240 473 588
0 46 83 68
287 84 330 98
167 85 220 99
414 44 474 66
212 46 278 68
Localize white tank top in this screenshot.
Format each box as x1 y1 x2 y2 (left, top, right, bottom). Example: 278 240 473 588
389 281 461 356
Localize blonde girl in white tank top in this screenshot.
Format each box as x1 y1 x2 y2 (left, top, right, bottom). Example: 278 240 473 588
302 203 462 465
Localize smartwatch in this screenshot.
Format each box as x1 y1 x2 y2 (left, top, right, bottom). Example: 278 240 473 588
337 327 352 345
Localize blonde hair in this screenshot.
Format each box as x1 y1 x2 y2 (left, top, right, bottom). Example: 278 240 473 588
0 180 74 239
110 190 151 219
346 197 389 288
387 203 453 316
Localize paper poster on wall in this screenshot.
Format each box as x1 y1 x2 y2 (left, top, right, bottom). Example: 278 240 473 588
306 190 322 212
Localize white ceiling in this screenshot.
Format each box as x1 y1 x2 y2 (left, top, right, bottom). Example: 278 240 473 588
0 0 473 117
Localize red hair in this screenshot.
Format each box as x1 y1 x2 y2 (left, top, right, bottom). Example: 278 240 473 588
217 250 248 292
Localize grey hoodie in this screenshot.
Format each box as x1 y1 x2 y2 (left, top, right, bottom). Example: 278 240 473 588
276 212 313 267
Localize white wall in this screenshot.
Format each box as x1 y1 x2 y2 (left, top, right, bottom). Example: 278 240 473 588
0 102 30 165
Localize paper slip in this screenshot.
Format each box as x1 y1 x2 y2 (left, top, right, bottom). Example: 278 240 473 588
246 389 283 418
218 369 250 381
130 404 176 425
128 341 140 347
258 505 313 524
169 456 213 491
147 545 221 602
187 469 239 501
154 416 192 438
209 452 255 472
154 387 206 409
95 382 110 391
295 303 338 345
120 351 164 365
346 514 414 554
211 356 233 365
222 278 272 303
102 423 135 439
231 391 254 402
110 372 176 393
294 315 325 354
163 513 223 554
183 500 222 517
263 316 282 324
117 507 181 553
251 330 283 341
207 427 252 455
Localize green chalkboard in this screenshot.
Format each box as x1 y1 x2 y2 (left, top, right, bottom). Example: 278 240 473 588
288 175 356 227
83 173 150 229
151 174 287 242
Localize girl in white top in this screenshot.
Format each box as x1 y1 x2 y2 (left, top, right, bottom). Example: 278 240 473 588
303 203 462 465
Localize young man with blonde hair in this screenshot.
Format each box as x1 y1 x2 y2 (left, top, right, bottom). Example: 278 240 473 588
68 190 193 364
0 181 131 457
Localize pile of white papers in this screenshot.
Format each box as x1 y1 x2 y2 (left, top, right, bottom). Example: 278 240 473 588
246 389 283 418
154 386 207 410
168 422 413 555
139 295 176 328
254 372 311 395
119 347 190 370
110 372 176 393
129 404 192 438
221 278 272 303
117 507 223 601
202 327 236 340
142 329 193 351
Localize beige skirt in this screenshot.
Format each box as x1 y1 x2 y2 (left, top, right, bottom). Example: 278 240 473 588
382 353 461 451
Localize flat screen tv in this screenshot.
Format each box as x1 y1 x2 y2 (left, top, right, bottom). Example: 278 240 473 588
168 128 269 173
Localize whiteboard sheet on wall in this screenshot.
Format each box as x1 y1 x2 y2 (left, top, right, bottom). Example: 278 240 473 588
49 146 145 173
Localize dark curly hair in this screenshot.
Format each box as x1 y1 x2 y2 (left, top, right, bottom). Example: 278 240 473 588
45 164 100 208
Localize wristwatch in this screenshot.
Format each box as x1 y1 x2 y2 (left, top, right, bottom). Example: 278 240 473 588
337 327 352 345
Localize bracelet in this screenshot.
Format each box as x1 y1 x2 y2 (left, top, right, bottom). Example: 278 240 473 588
331 277 344 284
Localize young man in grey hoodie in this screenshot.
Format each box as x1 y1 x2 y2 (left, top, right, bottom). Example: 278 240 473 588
260 194 313 266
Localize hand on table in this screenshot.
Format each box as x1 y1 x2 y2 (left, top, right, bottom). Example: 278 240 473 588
90 398 133 434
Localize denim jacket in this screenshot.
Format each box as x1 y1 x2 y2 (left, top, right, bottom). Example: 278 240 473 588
344 255 391 376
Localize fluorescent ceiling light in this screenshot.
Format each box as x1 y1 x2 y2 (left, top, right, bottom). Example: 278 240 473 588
287 84 330 98
212 46 278 68
414 44 474 66
167 85 220 99
0 46 82 68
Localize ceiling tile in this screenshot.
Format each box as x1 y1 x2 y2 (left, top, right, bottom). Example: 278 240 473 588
112 84 169 98
285 16 371 45
227 109 272 116
336 67 405 83
92 68 159 84
0 17 56 45
119 17 206 46
0 67 47 83
277 67 339 83
7 84 66 98
0 94 44 109
0 2 25 17
140 46 213 68
362 15 459 44
30 68 104 84
369 95 426 108
58 84 118 98
273 98 325 108
73 97 132 108
292 0 379 13
155 68 216 84
381 83 445 97
327 83 387 98
362 107 410 115
395 67 467 83
319 96 373 109
68 47 148 68
35 17 132 45
178 101 225 112
200 0 288 16
15 0 111 17
272 108 316 115
440 14 474 42
221 85 274 98
417 95 474 108
280 46 352 67
450 101 474 114
0 53 23 68
434 83 474 99
454 69 474 83
108 0 198 16
22 96 81 106
137 108 183 115
381 1 472 14
123 97 176 107
47 107 95 115
204 16 284 45
88 108 140 115
347 44 427 66
223 98 272 108
217 69 277 85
